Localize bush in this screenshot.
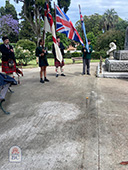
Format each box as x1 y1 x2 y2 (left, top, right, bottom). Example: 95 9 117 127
14 46 36 66
47 51 72 59
96 30 125 51
71 52 82 58
91 50 107 59
13 39 36 65
16 39 36 53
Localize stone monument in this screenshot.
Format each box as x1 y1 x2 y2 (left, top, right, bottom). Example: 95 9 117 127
96 27 128 78
124 26 128 50
106 42 117 60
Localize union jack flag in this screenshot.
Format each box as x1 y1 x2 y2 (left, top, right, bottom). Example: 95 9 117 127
55 5 84 46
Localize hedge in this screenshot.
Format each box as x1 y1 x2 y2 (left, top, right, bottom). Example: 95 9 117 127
39 50 107 59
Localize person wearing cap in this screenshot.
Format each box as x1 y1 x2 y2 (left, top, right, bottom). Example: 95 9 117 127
35 39 49 83
0 36 16 74
52 36 65 77
82 39 93 75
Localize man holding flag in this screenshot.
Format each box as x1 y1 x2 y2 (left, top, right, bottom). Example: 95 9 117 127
82 39 93 75
79 5 92 75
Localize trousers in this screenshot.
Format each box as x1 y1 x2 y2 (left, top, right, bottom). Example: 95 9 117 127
83 59 90 74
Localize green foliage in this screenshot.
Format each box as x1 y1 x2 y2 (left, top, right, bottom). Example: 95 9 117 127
19 19 36 42
87 32 96 48
45 32 70 50
0 0 18 20
71 52 82 58
76 44 82 50
75 13 103 38
0 7 5 16
96 30 125 51
15 0 46 42
91 50 107 59
101 9 118 31
14 39 36 65
0 1 18 42
16 39 36 53
47 52 72 59
57 0 71 13
64 52 72 58
115 20 128 31
14 46 36 66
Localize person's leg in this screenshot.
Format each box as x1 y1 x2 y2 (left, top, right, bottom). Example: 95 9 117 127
40 67 44 83
36 57 38 64
60 66 65 76
87 59 90 75
44 66 49 82
56 66 59 77
83 58 86 74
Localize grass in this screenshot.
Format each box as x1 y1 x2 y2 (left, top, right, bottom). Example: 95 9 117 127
23 58 101 68
0 58 102 69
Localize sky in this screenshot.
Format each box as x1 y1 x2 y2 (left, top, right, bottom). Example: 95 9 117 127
0 0 128 25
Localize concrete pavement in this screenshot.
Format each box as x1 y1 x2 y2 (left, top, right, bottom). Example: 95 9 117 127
0 63 128 170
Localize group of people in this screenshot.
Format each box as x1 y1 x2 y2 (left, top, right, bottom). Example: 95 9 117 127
35 36 66 83
0 36 93 83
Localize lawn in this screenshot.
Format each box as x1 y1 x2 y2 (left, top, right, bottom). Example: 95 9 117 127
21 58 101 68
0 58 101 69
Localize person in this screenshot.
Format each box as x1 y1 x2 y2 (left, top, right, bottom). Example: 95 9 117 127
36 39 49 83
0 36 16 74
82 39 93 75
52 36 65 77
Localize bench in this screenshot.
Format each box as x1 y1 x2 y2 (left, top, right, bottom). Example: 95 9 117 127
71 57 82 63
0 83 13 114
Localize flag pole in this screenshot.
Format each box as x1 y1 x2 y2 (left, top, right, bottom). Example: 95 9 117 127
43 0 50 46
79 4 84 42
54 2 56 35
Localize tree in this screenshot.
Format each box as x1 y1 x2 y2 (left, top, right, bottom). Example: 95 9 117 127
75 13 102 40
0 0 18 20
0 14 19 42
19 18 36 42
0 1 18 41
87 32 96 48
101 9 118 31
0 7 5 17
14 0 46 43
115 19 128 31
45 32 70 50
57 0 71 13
96 30 125 51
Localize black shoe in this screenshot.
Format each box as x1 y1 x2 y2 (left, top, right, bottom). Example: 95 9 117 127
44 78 49 82
82 73 85 75
40 79 44 83
61 73 66 76
87 73 91 75
56 74 59 77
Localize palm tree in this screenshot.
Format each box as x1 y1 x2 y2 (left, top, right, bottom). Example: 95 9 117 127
101 9 118 31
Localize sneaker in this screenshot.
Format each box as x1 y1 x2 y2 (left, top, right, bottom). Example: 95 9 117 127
61 73 66 76
40 79 44 83
56 74 59 77
44 78 49 82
